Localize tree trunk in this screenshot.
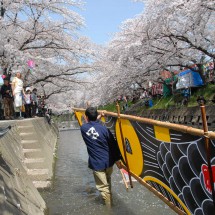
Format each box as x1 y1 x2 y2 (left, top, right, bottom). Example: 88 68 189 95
0 1 5 18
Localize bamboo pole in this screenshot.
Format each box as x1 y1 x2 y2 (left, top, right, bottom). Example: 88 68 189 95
119 169 129 191
121 164 186 215
116 102 133 188
72 108 215 140
200 103 215 214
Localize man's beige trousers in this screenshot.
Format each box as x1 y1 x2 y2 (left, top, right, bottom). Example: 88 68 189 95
93 166 113 206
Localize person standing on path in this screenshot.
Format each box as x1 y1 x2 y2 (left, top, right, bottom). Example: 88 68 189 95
0 77 14 120
11 71 25 119
80 107 122 206
24 87 32 118
31 88 38 117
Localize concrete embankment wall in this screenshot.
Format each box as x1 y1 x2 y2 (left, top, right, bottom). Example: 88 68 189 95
0 118 58 215
126 105 215 131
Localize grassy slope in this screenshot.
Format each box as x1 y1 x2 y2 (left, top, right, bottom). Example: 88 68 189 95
99 84 215 113
152 84 215 109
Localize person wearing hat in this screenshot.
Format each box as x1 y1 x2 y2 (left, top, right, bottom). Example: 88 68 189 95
0 77 14 120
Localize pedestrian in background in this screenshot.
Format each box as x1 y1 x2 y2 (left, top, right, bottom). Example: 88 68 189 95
12 71 25 119
25 87 32 118
0 77 14 120
31 88 38 117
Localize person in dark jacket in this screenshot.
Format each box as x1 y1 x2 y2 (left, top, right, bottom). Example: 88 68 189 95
31 88 38 117
0 78 14 120
80 107 122 206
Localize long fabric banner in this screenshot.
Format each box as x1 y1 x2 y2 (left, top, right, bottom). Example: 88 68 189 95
74 109 215 215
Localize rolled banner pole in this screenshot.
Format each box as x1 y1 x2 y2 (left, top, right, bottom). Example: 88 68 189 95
116 102 133 188
121 164 186 215
120 169 129 191
73 107 215 139
199 100 215 212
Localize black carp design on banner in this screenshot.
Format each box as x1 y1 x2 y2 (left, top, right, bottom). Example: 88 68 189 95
75 111 215 215
102 116 215 215
133 122 215 215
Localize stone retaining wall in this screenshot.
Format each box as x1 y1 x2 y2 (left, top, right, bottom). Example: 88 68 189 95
0 118 58 215
126 105 215 131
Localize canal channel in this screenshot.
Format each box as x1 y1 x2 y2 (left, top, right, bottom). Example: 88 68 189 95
41 129 175 215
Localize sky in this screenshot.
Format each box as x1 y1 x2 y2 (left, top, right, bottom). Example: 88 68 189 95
76 0 144 44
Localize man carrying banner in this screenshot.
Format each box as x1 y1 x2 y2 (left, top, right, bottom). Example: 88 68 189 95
80 107 122 207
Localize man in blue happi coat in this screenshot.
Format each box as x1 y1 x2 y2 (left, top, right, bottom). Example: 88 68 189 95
80 107 122 206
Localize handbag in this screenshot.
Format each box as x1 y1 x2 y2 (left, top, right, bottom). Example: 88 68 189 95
21 104 25 112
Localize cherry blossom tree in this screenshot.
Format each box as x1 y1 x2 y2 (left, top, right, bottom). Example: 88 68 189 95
1 0 214 109
0 1 98 106
90 0 215 105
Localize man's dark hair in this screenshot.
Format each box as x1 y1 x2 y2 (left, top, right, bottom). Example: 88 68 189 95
85 107 98 121
4 78 9 82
